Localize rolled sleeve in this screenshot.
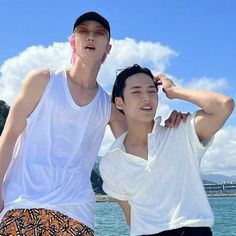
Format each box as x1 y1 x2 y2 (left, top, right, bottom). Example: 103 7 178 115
185 111 214 163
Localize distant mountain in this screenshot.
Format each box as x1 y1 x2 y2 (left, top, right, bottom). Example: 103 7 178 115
0 100 9 135
93 157 101 174
202 179 216 184
202 174 236 184
91 157 105 194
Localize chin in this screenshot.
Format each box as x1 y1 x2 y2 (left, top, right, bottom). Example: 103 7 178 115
139 115 155 123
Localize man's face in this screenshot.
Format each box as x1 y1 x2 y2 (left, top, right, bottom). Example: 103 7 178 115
74 20 111 63
116 73 158 123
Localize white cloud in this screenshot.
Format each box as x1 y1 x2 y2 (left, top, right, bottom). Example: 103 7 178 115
0 38 176 104
0 38 235 177
201 126 236 176
99 126 115 156
187 77 228 91
0 42 72 104
97 37 177 90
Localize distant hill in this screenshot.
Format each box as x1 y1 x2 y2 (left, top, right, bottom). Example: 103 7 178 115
202 174 236 184
91 157 105 194
0 100 9 135
202 179 216 184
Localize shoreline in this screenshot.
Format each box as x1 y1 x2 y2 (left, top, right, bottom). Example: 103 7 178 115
96 195 115 202
207 193 236 198
96 194 236 202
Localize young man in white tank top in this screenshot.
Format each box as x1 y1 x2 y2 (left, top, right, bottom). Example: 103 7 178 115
0 12 188 235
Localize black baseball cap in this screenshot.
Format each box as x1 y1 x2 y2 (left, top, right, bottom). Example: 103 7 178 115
73 11 110 37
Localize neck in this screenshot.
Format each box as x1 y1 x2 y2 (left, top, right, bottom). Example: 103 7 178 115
67 58 101 88
125 119 154 145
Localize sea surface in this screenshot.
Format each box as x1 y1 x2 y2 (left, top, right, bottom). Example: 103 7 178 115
94 197 236 236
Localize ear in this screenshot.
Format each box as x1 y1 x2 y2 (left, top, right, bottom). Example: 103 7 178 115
69 34 75 49
107 43 112 53
69 34 76 64
101 43 112 64
115 97 124 110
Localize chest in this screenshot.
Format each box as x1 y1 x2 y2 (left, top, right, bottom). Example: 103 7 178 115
117 137 195 192
125 144 148 161
68 81 98 107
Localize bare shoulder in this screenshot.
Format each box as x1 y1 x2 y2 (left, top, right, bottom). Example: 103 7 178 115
12 68 53 114
4 68 52 138
23 68 51 89
19 68 52 101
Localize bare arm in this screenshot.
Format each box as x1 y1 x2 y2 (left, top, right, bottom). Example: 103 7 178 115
108 104 127 138
156 74 235 141
0 68 50 212
116 199 131 227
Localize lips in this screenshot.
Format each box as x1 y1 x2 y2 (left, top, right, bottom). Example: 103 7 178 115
140 105 152 111
85 45 96 50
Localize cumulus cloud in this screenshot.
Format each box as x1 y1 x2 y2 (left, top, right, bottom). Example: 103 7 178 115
0 38 176 104
99 126 115 156
97 37 177 90
0 38 235 176
187 77 228 91
201 126 236 176
0 42 72 104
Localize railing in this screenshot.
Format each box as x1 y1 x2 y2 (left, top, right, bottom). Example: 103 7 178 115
204 183 236 197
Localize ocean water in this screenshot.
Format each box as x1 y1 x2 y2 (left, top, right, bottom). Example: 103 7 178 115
94 197 236 236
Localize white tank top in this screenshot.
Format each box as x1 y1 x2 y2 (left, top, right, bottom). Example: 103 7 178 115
1 69 111 229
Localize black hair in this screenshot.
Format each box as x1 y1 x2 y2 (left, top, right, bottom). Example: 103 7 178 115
112 64 157 106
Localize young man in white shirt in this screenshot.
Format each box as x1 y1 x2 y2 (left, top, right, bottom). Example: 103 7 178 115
0 13 186 236
100 64 234 236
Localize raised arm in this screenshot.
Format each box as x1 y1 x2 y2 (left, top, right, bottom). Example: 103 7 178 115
156 74 235 141
0 68 50 212
108 104 127 138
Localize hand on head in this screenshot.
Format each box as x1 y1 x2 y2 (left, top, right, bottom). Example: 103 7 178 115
154 73 176 99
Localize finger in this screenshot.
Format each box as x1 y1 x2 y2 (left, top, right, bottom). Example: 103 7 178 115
164 112 174 127
169 110 178 127
157 73 168 80
182 113 188 123
164 118 172 127
174 112 182 127
182 112 191 122
168 111 177 128
154 76 162 85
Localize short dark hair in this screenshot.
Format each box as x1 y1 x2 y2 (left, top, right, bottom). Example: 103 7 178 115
112 64 156 105
73 11 110 38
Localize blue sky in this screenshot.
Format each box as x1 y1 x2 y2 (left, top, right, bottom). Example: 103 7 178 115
1 0 236 80
0 0 235 176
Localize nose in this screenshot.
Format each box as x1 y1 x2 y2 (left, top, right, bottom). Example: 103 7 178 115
142 92 151 101
87 32 95 42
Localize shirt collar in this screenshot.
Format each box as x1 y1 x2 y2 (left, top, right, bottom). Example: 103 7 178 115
108 116 162 153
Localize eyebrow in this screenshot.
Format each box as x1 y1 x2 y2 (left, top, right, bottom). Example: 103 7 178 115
78 23 106 29
130 85 156 89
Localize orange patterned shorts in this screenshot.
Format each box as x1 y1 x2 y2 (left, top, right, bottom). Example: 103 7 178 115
0 208 94 236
